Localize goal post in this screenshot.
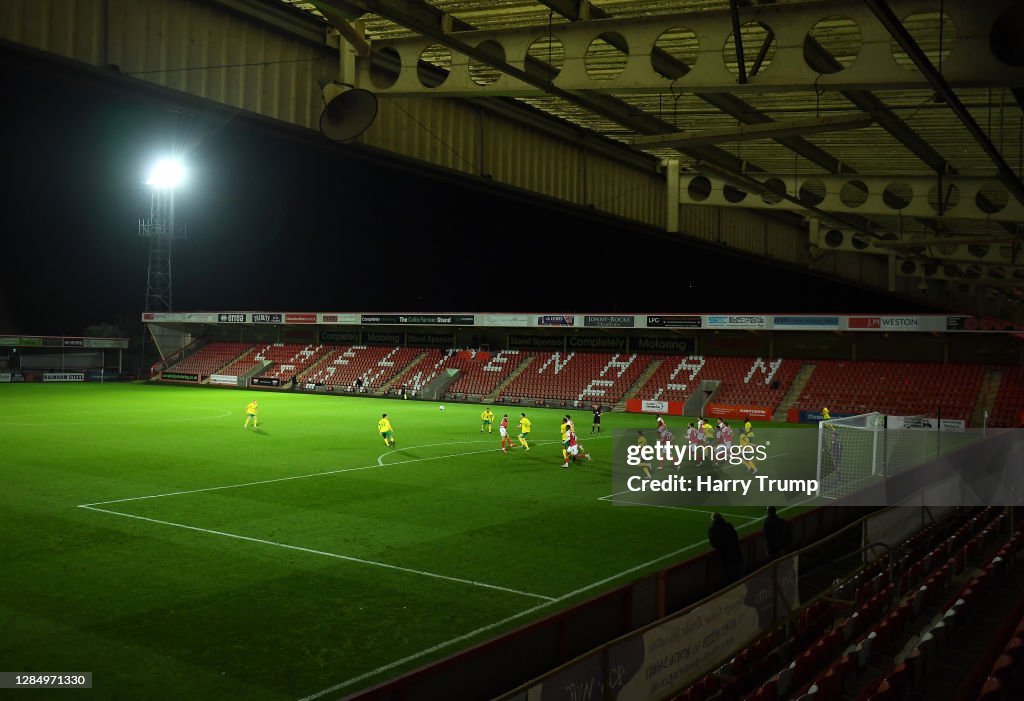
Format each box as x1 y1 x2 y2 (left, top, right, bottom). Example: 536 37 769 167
816 412 886 499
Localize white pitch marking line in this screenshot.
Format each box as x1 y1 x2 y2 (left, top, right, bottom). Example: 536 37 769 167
78 505 555 603
296 504 780 701
80 436 614 508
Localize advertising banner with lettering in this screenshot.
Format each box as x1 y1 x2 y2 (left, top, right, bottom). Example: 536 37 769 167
848 316 922 331
507 335 565 351
62 338 85 348
706 315 768 329
625 399 684 415
631 336 692 354
0 373 11 383
251 377 281 387
252 313 283 324
946 316 1022 331
361 314 474 325
705 404 773 420
319 313 360 324
406 332 455 347
482 314 529 327
284 313 317 324
611 556 798 700
797 409 855 423
567 335 629 351
363 331 403 345
218 313 247 323
584 315 635 328
320 330 360 344
161 371 199 382
646 315 702 329
772 316 840 330
537 315 575 327
43 372 85 382
209 374 238 386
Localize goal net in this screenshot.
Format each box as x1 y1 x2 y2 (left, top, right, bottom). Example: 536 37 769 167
816 412 937 500
816 412 884 499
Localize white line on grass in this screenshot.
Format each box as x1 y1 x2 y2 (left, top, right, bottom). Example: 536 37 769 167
3 409 233 427
296 505 781 701
78 504 555 602
80 436 614 508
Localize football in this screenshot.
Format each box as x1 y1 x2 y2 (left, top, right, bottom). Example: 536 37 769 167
439 405 445 411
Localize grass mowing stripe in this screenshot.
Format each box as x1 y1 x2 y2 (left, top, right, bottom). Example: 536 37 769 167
78 505 556 602
79 436 614 508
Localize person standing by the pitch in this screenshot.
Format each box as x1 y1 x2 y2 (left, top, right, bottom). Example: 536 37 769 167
592 406 602 433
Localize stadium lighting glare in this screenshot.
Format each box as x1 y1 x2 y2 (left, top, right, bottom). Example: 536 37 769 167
145 158 185 189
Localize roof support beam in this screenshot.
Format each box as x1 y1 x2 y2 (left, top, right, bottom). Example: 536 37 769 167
631 115 873 149
729 0 747 84
864 0 1024 207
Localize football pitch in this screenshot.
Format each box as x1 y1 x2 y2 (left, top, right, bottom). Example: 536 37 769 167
1 383 819 700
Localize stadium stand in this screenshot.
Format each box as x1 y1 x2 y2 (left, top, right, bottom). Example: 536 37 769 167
633 355 800 408
161 341 252 379
990 367 1024 428
496 352 647 406
444 350 525 399
666 506 1023 701
248 343 327 381
795 361 986 425
302 345 421 390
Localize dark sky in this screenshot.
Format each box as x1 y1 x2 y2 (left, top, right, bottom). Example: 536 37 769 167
0 48 936 336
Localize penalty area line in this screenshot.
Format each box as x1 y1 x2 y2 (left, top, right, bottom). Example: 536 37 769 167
77 505 555 603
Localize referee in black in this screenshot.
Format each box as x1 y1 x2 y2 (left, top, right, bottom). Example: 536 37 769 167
592 406 603 433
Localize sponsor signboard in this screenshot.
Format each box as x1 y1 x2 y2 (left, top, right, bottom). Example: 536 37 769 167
284 313 317 324
625 399 684 415
321 330 360 344
83 338 129 349
583 315 635 328
0 336 18 345
43 372 85 382
566 335 628 351
631 336 692 353
797 409 855 423
42 337 62 347
537 314 575 327
218 313 247 323
946 316 1022 331
482 314 529 327
848 316 921 330
705 404 773 420
320 313 360 324
209 374 238 385
252 313 283 324
63 338 85 347
707 315 768 329
363 331 403 345
0 373 11 383
161 371 199 382
251 377 281 387
507 335 564 350
406 332 455 347
888 415 966 432
773 316 840 330
646 315 701 328
361 314 474 325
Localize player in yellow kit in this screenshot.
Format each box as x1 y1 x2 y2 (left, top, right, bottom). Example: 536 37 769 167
560 416 571 464
243 399 259 429
635 430 652 478
378 413 395 447
739 426 758 474
518 413 532 451
480 408 495 433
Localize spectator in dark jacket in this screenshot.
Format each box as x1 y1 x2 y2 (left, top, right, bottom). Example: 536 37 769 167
708 512 744 586
763 506 793 560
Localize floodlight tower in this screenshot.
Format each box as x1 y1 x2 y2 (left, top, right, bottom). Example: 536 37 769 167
139 158 187 312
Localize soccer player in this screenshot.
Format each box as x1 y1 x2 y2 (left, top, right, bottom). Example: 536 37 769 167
744 415 753 436
822 407 831 421
739 426 758 474
656 422 674 470
635 430 652 478
499 414 516 452
831 429 843 481
243 399 258 429
518 412 532 451
378 413 395 447
481 407 495 433
560 416 571 465
564 429 591 467
592 406 602 433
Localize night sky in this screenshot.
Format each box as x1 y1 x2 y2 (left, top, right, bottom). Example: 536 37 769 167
0 47 936 337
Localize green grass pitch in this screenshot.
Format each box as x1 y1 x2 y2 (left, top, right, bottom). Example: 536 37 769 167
0 383 818 700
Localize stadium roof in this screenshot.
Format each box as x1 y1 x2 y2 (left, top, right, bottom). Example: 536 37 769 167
276 0 1024 314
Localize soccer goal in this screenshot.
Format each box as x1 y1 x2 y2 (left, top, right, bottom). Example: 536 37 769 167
816 412 885 499
816 412 937 499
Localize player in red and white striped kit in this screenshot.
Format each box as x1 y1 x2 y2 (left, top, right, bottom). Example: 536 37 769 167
499 414 516 453
562 429 591 467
